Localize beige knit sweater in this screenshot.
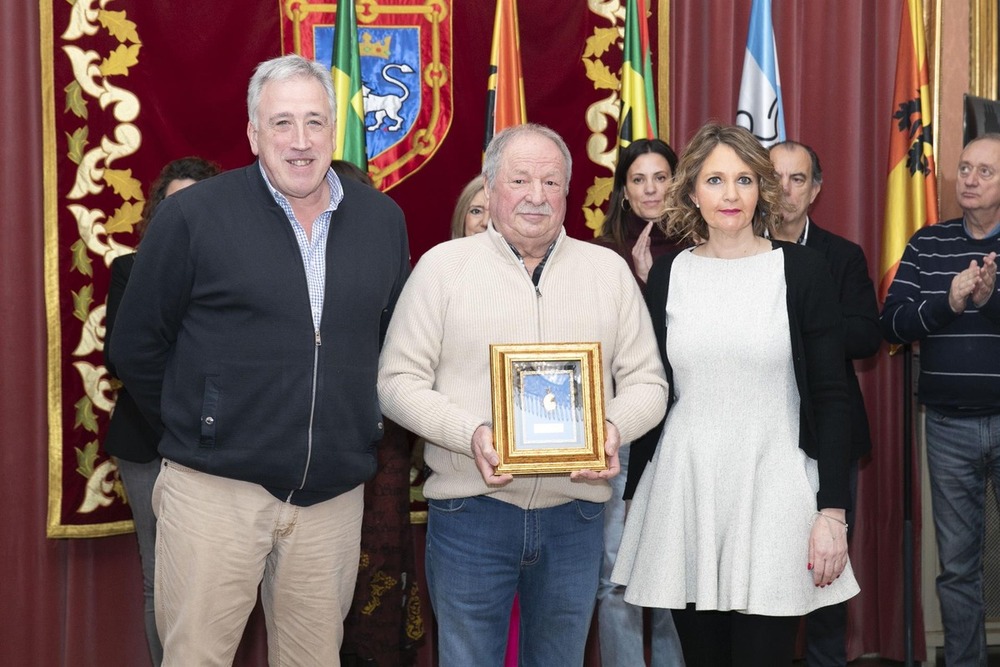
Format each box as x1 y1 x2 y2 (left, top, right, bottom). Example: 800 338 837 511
378 224 668 509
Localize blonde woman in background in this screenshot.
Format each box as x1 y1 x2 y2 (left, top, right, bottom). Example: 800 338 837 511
450 176 488 239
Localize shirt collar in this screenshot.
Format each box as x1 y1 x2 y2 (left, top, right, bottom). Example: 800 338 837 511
962 216 1000 239
766 216 810 245
797 217 811 245
505 237 557 286
257 162 344 214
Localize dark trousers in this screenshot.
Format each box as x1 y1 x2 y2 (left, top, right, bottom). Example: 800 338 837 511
672 604 800 667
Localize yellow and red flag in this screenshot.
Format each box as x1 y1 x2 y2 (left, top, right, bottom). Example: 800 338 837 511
879 0 938 302
618 0 657 151
484 0 526 149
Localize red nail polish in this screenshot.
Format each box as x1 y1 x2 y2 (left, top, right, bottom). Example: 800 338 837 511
807 563 813 570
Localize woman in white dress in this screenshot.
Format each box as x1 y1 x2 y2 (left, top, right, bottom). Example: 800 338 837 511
611 124 859 666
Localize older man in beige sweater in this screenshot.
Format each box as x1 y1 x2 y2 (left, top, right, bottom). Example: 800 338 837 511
378 124 667 667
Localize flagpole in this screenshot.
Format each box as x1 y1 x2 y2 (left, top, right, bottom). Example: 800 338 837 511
880 3 937 659
902 343 915 667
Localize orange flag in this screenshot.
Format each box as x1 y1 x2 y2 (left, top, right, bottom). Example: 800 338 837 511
879 0 938 302
484 0 526 149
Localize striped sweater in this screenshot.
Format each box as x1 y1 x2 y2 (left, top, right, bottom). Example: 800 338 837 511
880 217 1000 415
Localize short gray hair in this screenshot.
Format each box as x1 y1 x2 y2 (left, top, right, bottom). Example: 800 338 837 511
247 54 336 128
482 123 573 194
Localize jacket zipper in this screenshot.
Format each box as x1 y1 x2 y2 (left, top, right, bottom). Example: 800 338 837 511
287 328 321 503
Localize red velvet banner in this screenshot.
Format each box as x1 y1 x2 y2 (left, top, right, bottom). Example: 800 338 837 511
42 1 646 537
42 2 279 537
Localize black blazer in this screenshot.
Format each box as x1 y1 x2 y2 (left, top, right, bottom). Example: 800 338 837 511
805 220 881 461
103 253 160 463
624 241 851 510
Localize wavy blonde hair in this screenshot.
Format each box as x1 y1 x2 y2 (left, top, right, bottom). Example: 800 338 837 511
660 123 782 243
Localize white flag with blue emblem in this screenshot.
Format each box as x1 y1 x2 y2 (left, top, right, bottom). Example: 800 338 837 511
736 0 785 147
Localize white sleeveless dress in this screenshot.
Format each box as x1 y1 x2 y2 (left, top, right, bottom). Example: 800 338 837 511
611 248 859 616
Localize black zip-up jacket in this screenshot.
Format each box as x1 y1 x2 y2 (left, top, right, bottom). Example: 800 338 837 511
110 164 410 506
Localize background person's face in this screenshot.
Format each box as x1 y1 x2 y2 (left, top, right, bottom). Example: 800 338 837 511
463 188 488 236
770 145 820 227
956 137 1000 216
164 178 197 197
624 152 672 221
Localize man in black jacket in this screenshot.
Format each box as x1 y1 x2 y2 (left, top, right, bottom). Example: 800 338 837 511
770 140 881 667
111 54 409 665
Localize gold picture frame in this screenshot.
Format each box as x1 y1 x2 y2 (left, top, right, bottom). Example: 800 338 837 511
490 342 606 475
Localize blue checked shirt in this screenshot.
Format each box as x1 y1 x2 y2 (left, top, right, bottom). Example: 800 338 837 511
258 165 344 330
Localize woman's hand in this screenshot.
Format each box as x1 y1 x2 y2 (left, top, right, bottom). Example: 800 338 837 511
631 221 655 284
808 508 849 587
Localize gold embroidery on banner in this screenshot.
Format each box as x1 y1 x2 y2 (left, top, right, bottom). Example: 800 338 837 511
405 576 424 640
362 570 399 616
44 0 143 537
583 1 625 237
359 32 392 58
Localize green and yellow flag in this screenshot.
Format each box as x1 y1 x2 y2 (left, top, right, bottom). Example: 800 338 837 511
331 0 368 170
484 0 526 150
879 0 938 301
618 0 657 152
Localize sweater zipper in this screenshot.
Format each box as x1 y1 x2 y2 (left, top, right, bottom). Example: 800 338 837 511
529 277 543 506
287 328 321 503
534 283 543 338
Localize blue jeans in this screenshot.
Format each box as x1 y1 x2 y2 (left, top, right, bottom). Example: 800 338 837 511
426 494 604 667
598 446 684 666
116 456 163 667
925 408 1000 667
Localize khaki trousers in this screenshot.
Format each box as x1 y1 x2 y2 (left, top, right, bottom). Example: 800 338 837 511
152 460 363 666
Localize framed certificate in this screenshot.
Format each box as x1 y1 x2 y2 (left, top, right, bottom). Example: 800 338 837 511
489 342 606 474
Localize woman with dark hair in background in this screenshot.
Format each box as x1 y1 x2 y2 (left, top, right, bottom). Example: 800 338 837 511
103 156 220 667
613 124 859 666
593 138 686 666
595 138 679 284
